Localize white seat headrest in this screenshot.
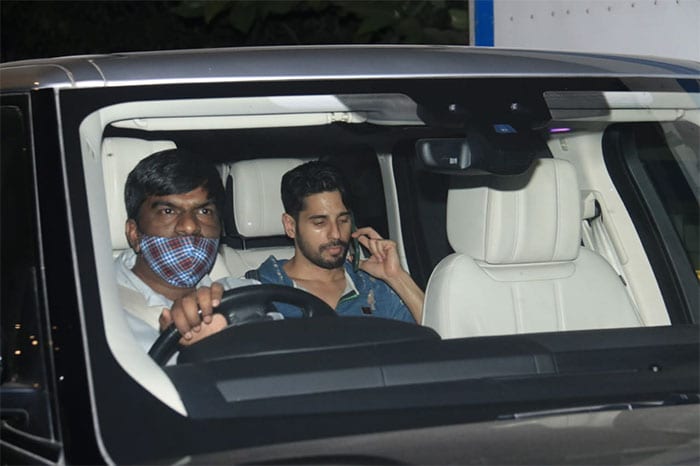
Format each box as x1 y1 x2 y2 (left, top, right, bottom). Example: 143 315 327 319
102 138 177 250
447 158 581 264
230 159 304 238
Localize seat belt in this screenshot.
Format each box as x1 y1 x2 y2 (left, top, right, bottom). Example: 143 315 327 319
581 193 644 323
244 269 260 281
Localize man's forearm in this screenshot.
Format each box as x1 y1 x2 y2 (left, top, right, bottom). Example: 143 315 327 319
386 271 425 323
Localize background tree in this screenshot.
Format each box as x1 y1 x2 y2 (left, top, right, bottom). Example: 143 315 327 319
1 0 468 63
170 1 468 45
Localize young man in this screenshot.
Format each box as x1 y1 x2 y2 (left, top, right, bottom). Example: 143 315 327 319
253 161 424 323
114 149 256 351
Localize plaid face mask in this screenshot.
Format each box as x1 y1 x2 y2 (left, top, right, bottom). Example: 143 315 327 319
139 234 219 288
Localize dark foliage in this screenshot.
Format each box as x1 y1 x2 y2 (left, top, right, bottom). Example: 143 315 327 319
1 1 468 63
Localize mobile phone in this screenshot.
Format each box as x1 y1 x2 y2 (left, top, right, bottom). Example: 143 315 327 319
350 212 361 272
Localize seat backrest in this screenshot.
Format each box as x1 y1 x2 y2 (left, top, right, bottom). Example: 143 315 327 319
101 137 231 280
221 158 305 278
103 137 177 252
423 158 642 338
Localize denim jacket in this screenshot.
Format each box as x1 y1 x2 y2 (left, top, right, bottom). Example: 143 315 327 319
254 255 415 323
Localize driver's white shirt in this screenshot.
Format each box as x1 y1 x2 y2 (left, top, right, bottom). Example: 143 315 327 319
114 249 257 353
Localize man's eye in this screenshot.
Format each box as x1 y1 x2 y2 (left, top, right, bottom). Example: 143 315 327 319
161 208 174 215
199 207 212 215
313 220 325 226
339 217 350 225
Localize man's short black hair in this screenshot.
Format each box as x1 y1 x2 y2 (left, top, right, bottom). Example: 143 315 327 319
124 148 225 222
281 160 352 219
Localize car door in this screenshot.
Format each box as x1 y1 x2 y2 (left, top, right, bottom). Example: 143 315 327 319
0 94 62 464
1 90 106 464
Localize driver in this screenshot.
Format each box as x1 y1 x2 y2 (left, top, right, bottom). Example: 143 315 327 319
249 161 424 323
114 149 257 352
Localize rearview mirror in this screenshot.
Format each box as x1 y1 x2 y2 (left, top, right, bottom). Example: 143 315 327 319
416 127 542 176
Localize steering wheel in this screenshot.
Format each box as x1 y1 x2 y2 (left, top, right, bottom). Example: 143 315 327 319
148 284 336 365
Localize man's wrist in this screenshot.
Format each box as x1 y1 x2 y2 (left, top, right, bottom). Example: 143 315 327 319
385 268 412 289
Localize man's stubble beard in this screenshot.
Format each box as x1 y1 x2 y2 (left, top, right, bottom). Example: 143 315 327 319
296 227 349 270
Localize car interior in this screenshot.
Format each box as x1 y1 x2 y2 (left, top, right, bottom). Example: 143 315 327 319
76 86 698 416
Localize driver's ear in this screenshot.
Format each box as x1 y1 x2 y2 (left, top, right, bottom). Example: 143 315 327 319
282 213 296 239
125 219 141 253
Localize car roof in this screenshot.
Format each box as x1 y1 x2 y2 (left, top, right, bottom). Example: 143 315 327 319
2 45 699 91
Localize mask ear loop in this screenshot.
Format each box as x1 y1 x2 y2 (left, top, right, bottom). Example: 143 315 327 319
350 212 361 272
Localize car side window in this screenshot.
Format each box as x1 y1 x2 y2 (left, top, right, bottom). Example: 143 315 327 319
634 122 699 281
604 120 699 323
1 102 54 440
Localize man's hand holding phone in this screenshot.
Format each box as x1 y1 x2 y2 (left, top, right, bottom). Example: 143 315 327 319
350 225 425 323
350 226 403 280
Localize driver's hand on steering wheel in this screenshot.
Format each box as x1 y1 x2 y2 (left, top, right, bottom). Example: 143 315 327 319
159 284 228 346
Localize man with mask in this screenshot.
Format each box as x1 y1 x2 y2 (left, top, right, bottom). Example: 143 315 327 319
114 149 256 351
250 160 424 323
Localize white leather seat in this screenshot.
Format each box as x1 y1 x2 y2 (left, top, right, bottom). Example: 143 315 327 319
221 158 305 278
422 158 642 338
101 137 231 280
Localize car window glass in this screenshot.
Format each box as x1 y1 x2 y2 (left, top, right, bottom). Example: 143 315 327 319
0 103 53 438
636 121 700 281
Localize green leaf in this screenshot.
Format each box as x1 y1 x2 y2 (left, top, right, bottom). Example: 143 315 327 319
448 7 468 30
422 27 467 44
264 1 302 15
356 11 399 36
403 0 430 18
307 0 333 13
396 17 424 42
227 4 258 33
341 1 400 20
203 1 232 24
170 1 206 19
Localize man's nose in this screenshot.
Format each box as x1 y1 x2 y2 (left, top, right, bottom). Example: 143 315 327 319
328 220 341 239
175 211 201 236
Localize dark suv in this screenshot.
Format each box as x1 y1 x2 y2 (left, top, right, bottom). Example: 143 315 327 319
1 46 698 464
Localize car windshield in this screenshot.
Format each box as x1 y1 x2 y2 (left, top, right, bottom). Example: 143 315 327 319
76 77 698 392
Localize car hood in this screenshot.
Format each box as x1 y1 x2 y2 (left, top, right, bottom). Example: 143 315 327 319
176 403 699 465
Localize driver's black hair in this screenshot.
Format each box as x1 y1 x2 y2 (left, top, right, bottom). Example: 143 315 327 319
124 148 225 223
281 160 352 219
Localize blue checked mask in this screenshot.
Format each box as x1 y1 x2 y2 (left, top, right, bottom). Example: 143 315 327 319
139 234 219 288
